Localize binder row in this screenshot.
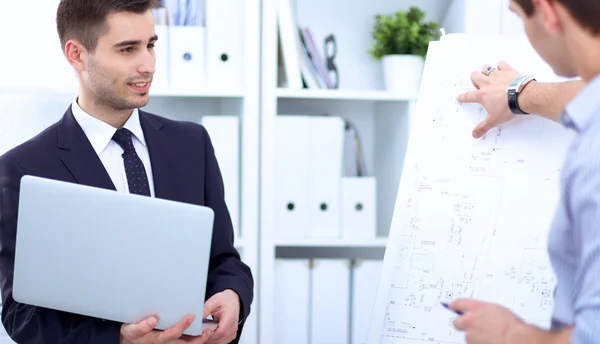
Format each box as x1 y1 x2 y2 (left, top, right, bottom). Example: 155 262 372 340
274 258 383 344
0 1 243 94
275 115 377 240
200 116 240 240
151 0 244 92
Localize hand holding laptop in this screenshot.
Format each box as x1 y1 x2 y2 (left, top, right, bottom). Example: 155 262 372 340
120 314 214 344
195 289 241 344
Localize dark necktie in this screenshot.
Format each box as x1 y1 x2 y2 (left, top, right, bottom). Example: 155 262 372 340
111 128 151 196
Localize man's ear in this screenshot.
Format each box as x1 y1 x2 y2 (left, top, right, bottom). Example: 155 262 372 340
64 40 87 72
534 0 563 36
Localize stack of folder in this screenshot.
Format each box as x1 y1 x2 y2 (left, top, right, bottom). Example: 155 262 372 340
274 258 383 344
200 116 241 239
151 0 243 92
275 115 378 240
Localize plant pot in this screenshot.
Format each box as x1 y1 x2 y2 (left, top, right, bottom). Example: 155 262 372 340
382 54 424 94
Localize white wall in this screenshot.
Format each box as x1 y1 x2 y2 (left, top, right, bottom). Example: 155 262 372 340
442 0 466 33
501 0 527 36
441 0 508 35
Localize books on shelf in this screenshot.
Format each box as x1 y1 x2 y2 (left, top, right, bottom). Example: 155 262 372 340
276 0 335 90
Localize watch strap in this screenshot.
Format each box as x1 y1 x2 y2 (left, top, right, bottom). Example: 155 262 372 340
508 89 528 115
507 75 536 115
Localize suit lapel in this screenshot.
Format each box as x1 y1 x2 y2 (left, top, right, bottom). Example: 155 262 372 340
139 111 180 202
57 107 116 191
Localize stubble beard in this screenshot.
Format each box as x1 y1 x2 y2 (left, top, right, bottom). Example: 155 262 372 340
87 58 150 111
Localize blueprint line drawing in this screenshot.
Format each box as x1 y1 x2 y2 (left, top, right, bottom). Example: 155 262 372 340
369 36 576 344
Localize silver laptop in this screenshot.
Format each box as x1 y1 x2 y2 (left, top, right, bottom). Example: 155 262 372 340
12 175 218 336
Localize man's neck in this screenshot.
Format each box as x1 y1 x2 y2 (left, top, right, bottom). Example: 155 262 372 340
77 92 134 129
571 35 600 83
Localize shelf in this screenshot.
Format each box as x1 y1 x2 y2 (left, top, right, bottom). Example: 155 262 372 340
0 86 244 99
0 86 78 97
276 88 416 102
275 237 388 248
151 87 244 98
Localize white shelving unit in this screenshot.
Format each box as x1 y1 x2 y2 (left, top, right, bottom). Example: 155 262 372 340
275 238 388 248
258 0 455 343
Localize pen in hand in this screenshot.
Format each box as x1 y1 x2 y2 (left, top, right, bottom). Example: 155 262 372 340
441 302 463 315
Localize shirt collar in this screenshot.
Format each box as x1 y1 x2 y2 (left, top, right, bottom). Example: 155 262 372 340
562 74 600 132
71 96 146 155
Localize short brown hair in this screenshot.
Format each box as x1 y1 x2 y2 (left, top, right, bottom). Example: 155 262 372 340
56 0 161 53
514 0 600 34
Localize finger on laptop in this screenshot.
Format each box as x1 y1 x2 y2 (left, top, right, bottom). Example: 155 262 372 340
120 315 158 339
156 314 196 342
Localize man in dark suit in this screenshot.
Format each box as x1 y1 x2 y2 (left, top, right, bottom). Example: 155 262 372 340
0 0 253 343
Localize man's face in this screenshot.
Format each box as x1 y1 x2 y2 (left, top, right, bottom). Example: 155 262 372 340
510 0 577 77
81 10 157 110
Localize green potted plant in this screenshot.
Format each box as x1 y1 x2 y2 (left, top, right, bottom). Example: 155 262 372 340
368 6 441 93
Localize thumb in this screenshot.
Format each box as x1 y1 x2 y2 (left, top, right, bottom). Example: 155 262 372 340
203 296 219 319
122 316 158 339
472 118 493 139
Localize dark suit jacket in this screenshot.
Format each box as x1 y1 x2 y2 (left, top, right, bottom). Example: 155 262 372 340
0 107 253 343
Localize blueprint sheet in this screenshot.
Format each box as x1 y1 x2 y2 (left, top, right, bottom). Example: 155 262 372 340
368 35 577 344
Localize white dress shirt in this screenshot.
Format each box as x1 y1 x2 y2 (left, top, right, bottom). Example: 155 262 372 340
71 98 156 197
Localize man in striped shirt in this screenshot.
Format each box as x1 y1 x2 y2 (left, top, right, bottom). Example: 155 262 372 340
448 0 600 343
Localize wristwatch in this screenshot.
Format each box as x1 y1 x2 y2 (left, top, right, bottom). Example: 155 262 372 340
507 75 536 115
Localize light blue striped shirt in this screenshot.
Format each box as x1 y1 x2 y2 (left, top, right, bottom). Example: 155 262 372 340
548 74 600 343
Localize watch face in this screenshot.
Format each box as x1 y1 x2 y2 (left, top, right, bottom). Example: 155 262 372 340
509 76 524 89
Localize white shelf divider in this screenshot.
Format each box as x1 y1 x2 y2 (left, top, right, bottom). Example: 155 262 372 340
0 87 245 99
151 87 244 98
276 88 416 102
275 237 388 248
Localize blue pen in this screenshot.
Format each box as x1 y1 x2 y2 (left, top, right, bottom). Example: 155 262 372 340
441 302 463 315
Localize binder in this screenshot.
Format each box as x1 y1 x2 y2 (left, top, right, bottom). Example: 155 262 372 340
152 25 170 92
307 116 345 237
274 259 310 344
351 259 383 344
275 116 311 238
310 259 350 344
205 0 243 89
200 116 240 239
341 177 377 240
169 26 206 91
275 0 303 89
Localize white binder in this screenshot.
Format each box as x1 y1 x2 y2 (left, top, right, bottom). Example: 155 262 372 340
205 0 243 90
275 0 303 89
152 25 170 93
274 259 311 344
351 259 383 344
169 26 206 91
308 116 345 237
275 116 311 238
310 259 350 344
200 116 240 239
341 177 377 240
